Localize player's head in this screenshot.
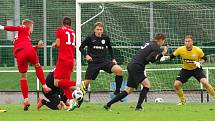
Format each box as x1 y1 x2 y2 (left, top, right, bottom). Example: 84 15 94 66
154 33 166 46
93 22 104 37
62 16 71 26
184 35 193 50
22 19 34 33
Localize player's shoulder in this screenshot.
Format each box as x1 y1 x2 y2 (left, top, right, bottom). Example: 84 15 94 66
102 34 110 40
19 25 29 30
193 46 203 52
56 26 62 31
149 41 159 49
177 46 186 51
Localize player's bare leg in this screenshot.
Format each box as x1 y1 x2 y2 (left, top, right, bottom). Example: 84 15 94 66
174 80 186 105
111 65 123 95
20 73 30 111
34 63 51 93
200 78 215 99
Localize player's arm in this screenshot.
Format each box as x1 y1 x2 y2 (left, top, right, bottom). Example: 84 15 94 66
33 40 44 51
147 46 168 63
53 28 61 48
160 47 178 61
193 49 207 68
0 25 25 31
52 38 60 48
106 37 116 64
79 37 93 61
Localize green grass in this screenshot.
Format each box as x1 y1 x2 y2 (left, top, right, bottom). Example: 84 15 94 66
0 103 215 121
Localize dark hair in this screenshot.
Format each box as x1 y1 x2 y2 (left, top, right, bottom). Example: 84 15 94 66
93 22 104 30
62 16 71 26
154 33 166 40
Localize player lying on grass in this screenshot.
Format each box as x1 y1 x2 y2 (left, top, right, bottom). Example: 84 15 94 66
104 33 168 111
160 35 215 105
37 70 83 111
79 22 124 95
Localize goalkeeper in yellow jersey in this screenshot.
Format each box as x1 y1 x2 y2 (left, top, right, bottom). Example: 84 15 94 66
161 35 215 105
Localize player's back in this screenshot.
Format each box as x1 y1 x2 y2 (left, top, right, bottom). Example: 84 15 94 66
56 26 75 62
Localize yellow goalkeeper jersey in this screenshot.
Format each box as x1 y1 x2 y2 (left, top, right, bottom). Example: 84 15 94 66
173 46 204 70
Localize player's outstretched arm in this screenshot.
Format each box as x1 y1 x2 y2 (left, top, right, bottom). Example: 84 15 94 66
0 25 25 31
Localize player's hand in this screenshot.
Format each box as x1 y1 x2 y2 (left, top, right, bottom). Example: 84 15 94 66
0 25 4 30
193 61 201 68
160 56 170 61
86 55 93 62
162 46 168 55
112 59 117 64
52 42 57 48
37 40 44 48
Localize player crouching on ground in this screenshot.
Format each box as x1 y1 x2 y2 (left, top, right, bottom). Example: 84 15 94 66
37 70 83 111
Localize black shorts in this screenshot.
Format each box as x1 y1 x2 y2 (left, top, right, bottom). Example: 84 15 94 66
176 68 206 83
127 63 147 89
85 60 115 80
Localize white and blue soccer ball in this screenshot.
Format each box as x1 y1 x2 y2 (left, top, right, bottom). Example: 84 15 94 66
154 98 164 103
72 88 84 101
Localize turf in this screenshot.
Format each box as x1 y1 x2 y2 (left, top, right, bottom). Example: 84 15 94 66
0 103 215 121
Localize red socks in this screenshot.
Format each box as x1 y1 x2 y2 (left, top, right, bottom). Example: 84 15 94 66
58 80 76 89
35 66 46 85
58 80 76 99
64 88 73 99
20 79 28 99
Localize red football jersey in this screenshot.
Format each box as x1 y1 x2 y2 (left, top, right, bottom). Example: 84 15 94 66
4 25 32 53
56 26 75 62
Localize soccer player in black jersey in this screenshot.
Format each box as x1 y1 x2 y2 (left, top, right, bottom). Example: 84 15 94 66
104 33 168 111
37 70 78 110
79 22 123 95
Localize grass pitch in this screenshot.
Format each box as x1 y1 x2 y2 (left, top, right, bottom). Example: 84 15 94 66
0 102 215 121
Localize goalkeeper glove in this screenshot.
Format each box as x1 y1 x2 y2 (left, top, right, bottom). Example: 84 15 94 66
193 61 201 68
0 25 4 30
160 56 169 62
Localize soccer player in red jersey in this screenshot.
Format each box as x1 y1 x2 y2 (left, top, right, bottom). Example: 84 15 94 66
0 19 51 111
52 17 76 102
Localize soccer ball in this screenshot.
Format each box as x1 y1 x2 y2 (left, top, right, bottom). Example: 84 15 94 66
72 88 83 101
154 98 164 103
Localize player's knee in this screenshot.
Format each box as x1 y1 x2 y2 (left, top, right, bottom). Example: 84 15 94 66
34 63 41 68
20 73 27 80
124 87 133 94
142 78 150 88
174 81 181 90
112 65 123 76
54 79 59 87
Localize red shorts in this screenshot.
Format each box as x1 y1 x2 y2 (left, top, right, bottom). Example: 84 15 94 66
54 60 74 80
15 47 39 73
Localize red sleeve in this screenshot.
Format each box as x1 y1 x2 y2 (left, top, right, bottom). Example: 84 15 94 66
33 46 38 51
56 27 61 39
4 25 27 32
